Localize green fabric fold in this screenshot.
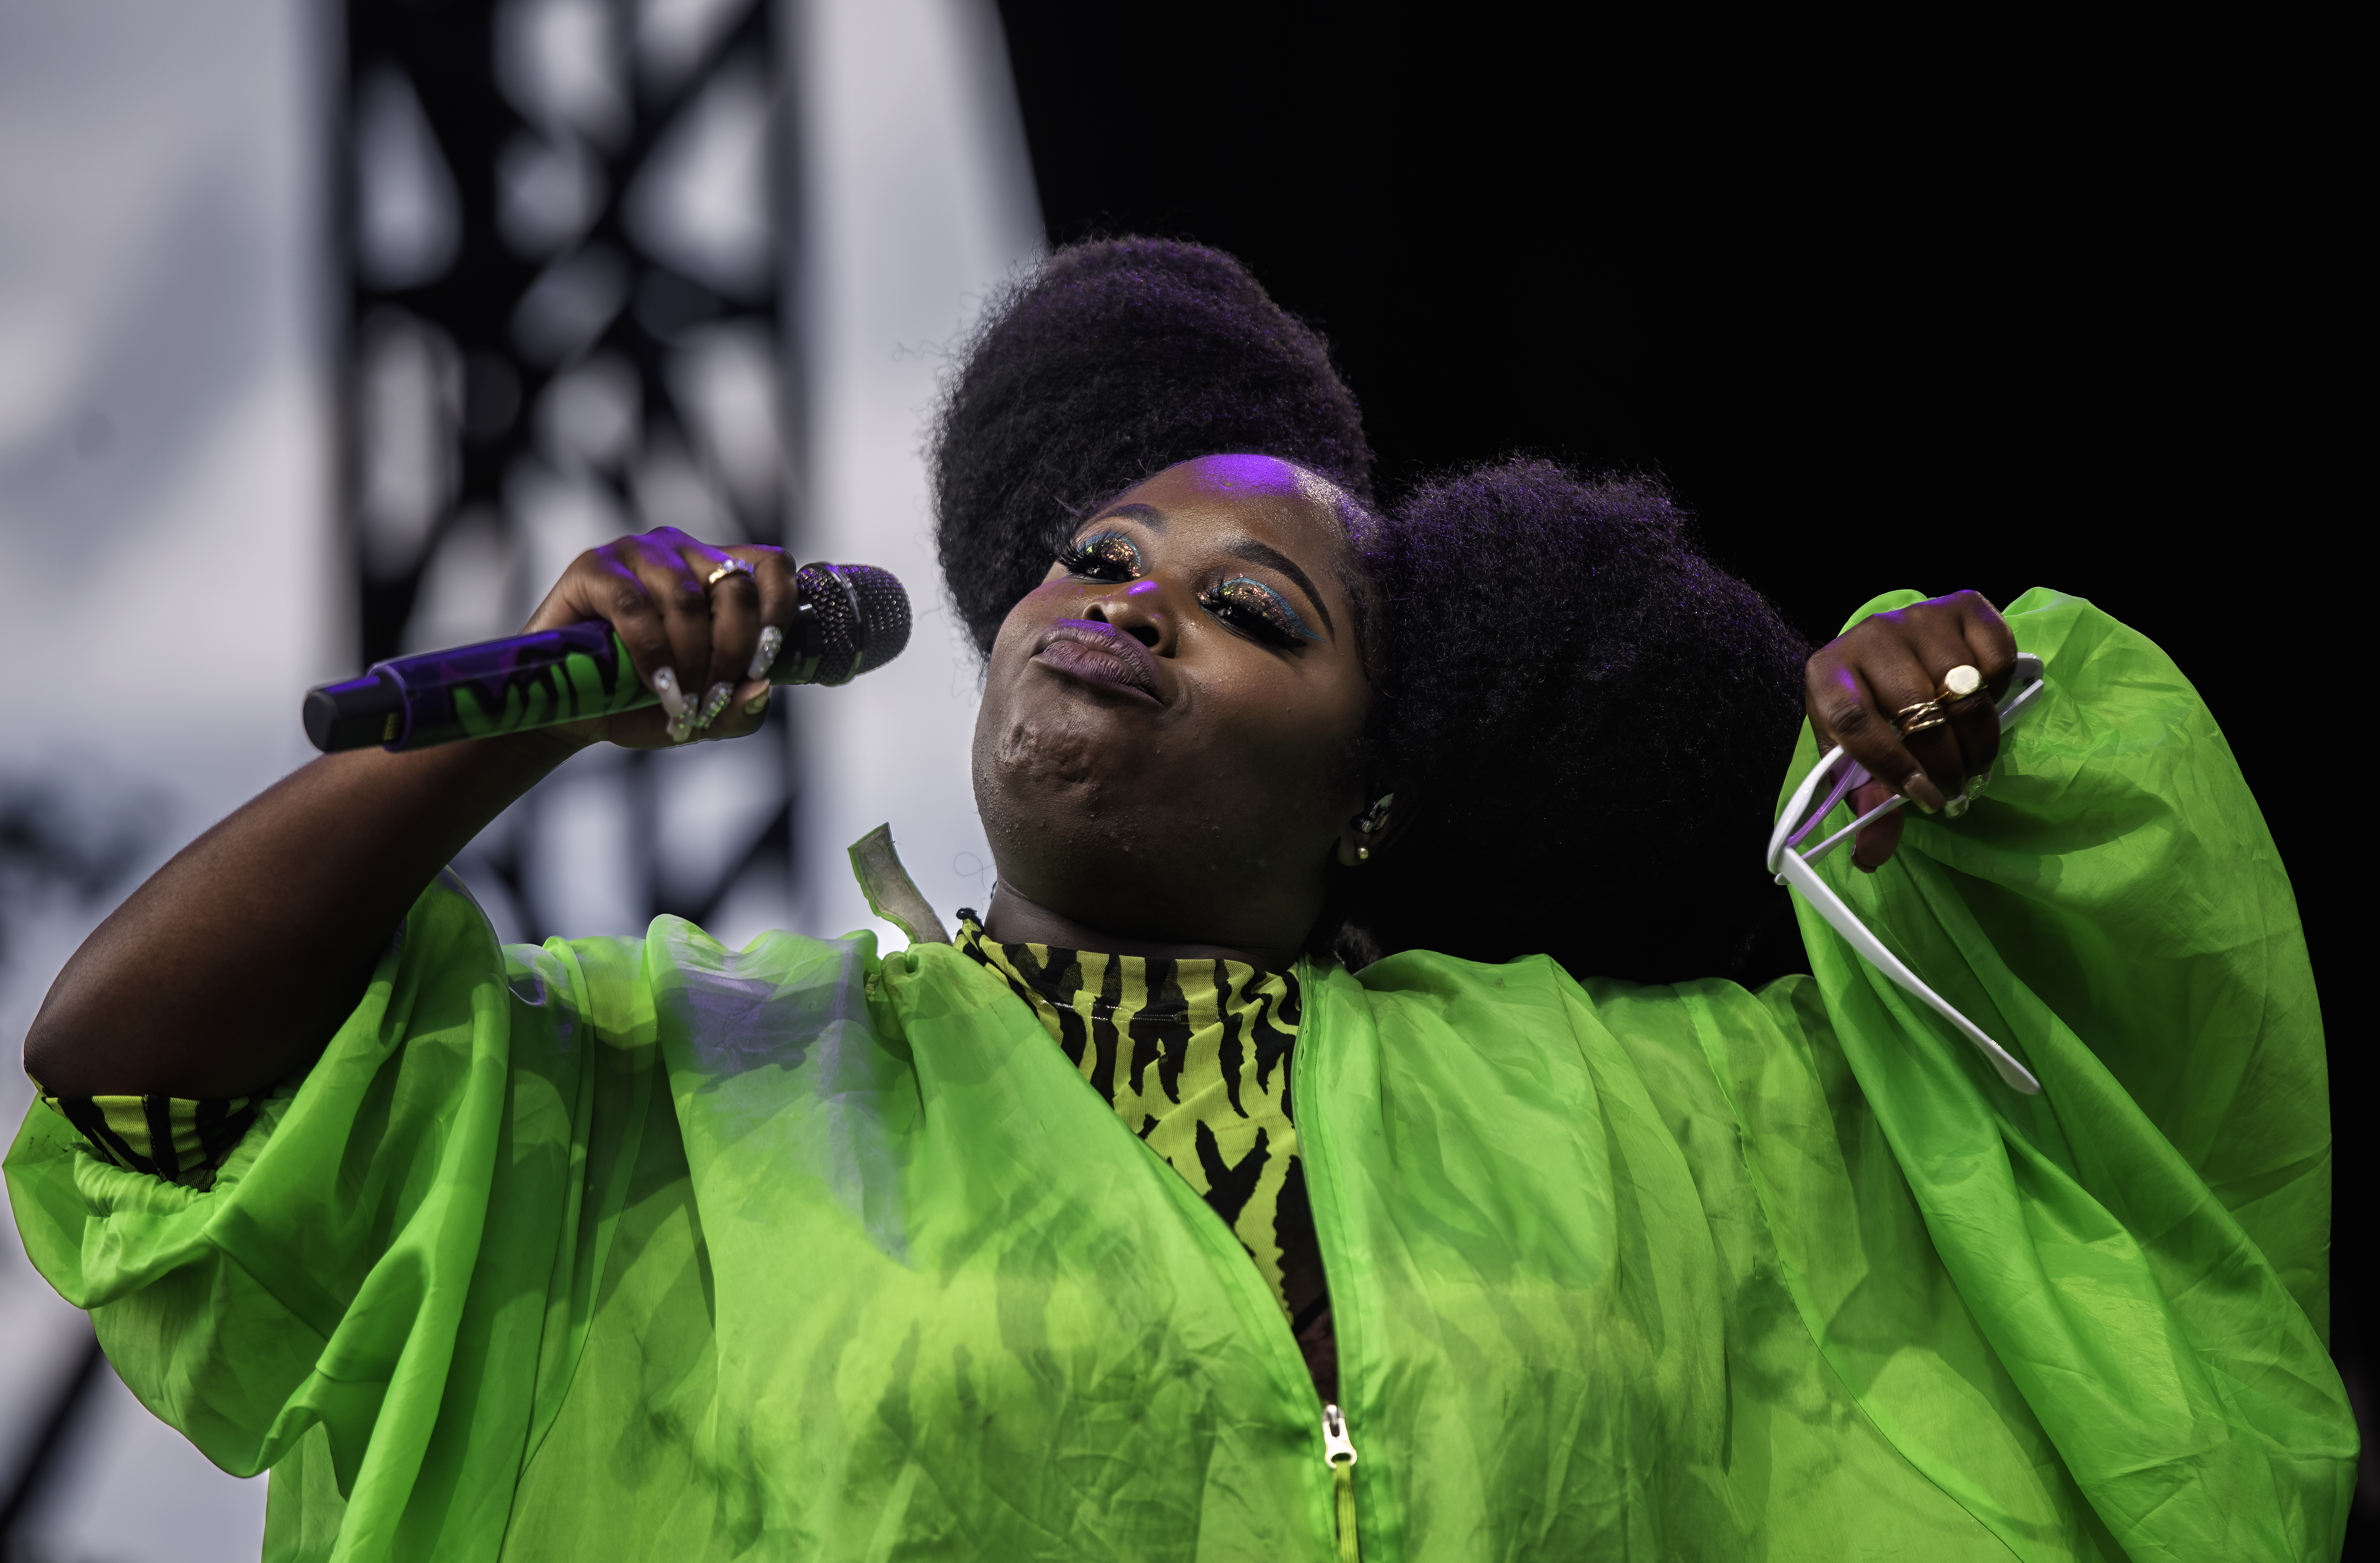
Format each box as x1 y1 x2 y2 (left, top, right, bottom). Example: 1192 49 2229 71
1769 587 2347 1559
5 592 2348 1561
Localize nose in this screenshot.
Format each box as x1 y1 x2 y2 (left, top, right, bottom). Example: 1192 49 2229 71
1084 578 1172 652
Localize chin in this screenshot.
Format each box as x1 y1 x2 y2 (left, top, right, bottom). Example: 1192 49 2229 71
974 717 1116 872
972 746 1205 932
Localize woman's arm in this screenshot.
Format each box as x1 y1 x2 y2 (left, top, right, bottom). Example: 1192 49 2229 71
26 737 570 1098
23 527 801 1099
1794 586 2328 1259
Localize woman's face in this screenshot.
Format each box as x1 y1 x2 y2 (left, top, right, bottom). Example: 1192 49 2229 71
972 455 1374 961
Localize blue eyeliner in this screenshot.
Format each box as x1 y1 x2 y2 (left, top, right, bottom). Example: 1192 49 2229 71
1210 577 1321 644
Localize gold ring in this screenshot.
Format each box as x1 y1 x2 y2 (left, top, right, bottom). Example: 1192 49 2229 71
1895 699 1948 737
1938 663 1984 703
705 559 755 588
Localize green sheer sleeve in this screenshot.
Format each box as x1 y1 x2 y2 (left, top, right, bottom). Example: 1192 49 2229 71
1732 587 2346 1560
2 870 661 1562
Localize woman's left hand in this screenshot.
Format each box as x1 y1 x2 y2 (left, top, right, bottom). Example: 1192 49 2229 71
1805 589 2018 871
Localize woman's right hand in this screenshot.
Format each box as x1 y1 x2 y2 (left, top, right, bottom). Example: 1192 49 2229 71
523 526 806 751
27 525 809 1098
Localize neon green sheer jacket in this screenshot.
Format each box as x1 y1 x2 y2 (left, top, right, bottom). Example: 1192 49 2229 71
6 590 2353 1561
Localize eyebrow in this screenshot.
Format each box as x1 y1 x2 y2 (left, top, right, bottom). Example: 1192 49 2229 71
1225 540 1335 637
1085 502 1337 637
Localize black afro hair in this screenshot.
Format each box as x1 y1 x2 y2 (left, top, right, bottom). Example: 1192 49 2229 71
931 238 1374 657
1361 460 1809 983
932 238 1809 983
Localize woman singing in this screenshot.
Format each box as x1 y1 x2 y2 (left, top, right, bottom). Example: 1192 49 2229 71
11 240 2353 1560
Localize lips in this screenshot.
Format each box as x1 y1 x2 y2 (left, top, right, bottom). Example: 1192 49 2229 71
1032 619 1164 704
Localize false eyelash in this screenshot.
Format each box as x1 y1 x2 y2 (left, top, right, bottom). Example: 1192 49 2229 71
1058 530 1142 579
1201 576 1319 648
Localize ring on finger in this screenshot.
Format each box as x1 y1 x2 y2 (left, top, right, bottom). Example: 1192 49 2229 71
1937 663 1984 704
1895 699 1949 737
705 558 756 589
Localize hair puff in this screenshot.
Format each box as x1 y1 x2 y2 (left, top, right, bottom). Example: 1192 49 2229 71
932 238 1373 656
1359 460 1808 981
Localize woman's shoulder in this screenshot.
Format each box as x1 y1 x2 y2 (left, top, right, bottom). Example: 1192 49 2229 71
1348 946 1799 1023
1341 947 1835 1101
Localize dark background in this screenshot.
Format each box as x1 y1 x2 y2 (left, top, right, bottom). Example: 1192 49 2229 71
996 0 2366 1535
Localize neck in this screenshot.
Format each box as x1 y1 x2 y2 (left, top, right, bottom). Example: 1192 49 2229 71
981 884 1300 970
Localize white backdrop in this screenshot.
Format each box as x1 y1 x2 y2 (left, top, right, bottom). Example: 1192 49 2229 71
0 0 1037 1555
789 0 1040 942
0 0 331 1555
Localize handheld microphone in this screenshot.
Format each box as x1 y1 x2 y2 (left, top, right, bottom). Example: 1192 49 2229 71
303 561 909 753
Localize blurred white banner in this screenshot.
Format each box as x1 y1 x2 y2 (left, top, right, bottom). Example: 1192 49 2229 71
0 0 329 1555
791 0 1041 945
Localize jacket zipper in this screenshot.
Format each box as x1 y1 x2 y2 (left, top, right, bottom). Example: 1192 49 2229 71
1296 970 1362 1562
972 941 1362 1552
1324 1402 1361 1562
1081 958 1364 1558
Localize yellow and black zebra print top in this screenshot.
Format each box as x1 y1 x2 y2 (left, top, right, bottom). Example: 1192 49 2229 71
957 912 1319 1322
35 1089 262 1191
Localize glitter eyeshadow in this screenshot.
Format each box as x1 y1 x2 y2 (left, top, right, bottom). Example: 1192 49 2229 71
1207 576 1320 644
1065 530 1142 576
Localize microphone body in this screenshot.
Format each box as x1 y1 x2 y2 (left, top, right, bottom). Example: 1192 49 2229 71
304 561 909 753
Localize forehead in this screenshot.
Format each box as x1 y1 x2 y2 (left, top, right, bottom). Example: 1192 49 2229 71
1112 455 1350 550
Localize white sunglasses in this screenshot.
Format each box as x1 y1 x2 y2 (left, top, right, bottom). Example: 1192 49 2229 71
1766 653 2049 1093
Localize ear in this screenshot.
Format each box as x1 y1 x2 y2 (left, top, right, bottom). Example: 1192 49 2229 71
1334 784 1415 868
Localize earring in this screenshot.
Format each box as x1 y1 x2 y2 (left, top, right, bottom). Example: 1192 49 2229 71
1353 792 1394 836
1357 847 1370 862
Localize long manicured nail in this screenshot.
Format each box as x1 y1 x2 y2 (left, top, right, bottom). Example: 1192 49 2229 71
1944 793 1971 819
695 682 733 729
1901 770 1947 814
665 712 695 743
744 689 771 716
1969 766 1992 796
650 666 688 721
746 625 783 682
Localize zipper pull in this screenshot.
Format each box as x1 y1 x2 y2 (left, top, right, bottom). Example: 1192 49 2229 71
1324 1404 1363 1560
1322 1402 1358 1467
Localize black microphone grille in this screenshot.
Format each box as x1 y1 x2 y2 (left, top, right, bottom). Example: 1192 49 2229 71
838 563 912 673
797 561 911 685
